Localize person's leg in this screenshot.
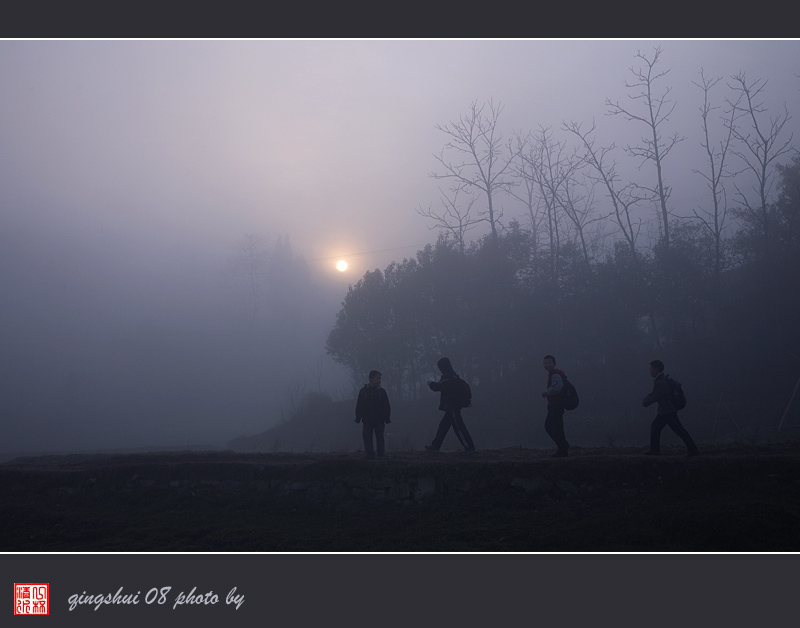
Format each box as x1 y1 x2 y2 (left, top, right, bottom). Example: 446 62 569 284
666 413 699 454
649 415 667 454
545 404 569 454
452 409 475 451
430 411 454 450
375 421 386 457
362 422 375 458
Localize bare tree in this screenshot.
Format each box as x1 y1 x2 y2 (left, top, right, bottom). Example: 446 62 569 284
727 72 794 263
606 46 685 249
430 99 519 246
515 127 563 279
416 187 482 254
565 119 666 351
511 126 605 275
521 126 602 268
557 169 605 267
692 69 739 281
511 131 546 256
564 120 645 258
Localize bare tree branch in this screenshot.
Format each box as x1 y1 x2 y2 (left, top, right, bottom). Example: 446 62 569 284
564 120 644 257
430 99 520 245
690 69 738 279
727 72 795 261
605 46 685 248
415 187 482 254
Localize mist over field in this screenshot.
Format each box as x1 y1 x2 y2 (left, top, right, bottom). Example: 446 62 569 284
1 224 352 452
2 39 799 457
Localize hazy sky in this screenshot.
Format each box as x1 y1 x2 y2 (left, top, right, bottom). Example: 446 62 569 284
2 39 798 278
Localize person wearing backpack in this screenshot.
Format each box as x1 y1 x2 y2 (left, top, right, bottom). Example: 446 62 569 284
542 355 571 457
425 357 476 453
642 360 699 457
355 370 392 459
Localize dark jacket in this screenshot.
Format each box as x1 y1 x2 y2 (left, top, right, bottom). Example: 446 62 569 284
544 368 566 406
355 384 391 424
642 372 677 416
428 357 462 411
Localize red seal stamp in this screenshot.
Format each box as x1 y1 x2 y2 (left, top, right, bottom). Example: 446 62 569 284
14 583 49 615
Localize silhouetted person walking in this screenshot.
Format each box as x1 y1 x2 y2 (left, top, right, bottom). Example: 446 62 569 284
542 354 570 457
642 360 699 457
355 370 391 459
425 357 475 453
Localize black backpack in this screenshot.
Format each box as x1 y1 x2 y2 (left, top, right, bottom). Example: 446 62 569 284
454 377 472 408
561 375 579 411
666 375 687 410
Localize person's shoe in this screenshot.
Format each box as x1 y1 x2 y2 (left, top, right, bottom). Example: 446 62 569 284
686 450 700 457
377 453 386 459
424 445 439 452
463 447 476 454
645 451 660 455
552 450 568 458
365 453 375 460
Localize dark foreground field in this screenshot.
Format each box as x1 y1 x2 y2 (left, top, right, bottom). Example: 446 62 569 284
2 442 799 552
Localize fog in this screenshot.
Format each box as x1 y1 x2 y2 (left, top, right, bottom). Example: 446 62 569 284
1 39 798 455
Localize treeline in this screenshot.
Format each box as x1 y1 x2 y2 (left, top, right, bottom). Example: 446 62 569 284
326 153 800 445
327 49 800 445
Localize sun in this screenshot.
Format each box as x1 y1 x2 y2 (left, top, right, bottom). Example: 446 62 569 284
336 260 348 272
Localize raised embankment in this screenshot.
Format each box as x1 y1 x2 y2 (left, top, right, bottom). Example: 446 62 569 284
2 444 799 551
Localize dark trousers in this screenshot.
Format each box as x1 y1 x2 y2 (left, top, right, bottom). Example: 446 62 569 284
545 403 569 452
650 412 698 454
362 421 385 456
431 409 474 450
